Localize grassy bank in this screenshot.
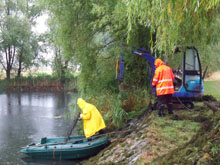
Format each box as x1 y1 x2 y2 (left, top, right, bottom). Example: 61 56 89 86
85 103 220 164
153 105 220 164
204 80 220 100
0 73 77 92
81 79 220 164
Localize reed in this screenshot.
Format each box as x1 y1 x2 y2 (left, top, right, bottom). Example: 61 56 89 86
0 73 77 92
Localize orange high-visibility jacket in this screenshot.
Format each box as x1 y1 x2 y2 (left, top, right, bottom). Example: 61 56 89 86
152 59 175 96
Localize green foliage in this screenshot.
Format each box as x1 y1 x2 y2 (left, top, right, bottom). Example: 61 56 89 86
104 99 128 128
75 91 128 128
44 0 220 128
199 43 220 73
210 143 220 157
0 0 43 79
44 0 220 93
125 0 220 54
0 73 77 92
0 73 56 84
73 87 151 128
44 0 153 95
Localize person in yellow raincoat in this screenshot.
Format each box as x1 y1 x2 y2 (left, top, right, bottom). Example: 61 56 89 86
77 98 106 138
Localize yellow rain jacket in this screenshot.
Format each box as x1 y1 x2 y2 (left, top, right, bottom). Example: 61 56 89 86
77 98 106 138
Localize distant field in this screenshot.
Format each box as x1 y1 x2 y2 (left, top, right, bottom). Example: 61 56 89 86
204 80 220 100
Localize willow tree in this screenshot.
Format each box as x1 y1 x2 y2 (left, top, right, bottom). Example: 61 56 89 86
125 0 220 56
44 0 153 93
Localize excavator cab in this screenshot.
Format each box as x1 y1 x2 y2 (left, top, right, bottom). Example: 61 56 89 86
183 48 202 92
171 47 204 98
169 47 204 108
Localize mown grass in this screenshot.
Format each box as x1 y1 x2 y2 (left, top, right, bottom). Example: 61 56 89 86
204 80 220 100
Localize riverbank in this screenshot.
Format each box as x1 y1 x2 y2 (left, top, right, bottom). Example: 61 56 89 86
83 100 220 164
0 75 77 92
77 80 220 164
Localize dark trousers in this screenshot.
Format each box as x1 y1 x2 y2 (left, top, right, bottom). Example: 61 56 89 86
157 94 173 116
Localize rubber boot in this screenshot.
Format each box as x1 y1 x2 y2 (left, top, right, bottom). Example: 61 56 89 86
167 103 173 114
158 104 165 117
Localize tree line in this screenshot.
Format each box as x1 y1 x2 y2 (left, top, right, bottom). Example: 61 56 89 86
0 0 44 79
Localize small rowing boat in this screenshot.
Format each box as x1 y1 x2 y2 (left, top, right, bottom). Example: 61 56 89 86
20 135 109 160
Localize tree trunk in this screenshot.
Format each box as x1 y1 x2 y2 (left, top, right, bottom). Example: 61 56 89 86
17 59 22 78
5 47 12 80
6 67 11 79
60 67 66 85
17 68 21 78
60 63 68 85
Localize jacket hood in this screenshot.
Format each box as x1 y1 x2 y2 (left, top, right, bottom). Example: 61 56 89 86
155 58 165 68
77 98 86 111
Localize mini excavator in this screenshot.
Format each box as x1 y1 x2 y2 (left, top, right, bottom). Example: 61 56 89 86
116 47 207 109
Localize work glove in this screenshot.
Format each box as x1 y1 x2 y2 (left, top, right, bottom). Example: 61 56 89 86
78 114 83 121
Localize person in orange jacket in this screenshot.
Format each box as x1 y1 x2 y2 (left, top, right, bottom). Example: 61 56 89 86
152 58 175 117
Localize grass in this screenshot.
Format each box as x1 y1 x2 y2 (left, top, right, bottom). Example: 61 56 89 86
147 111 200 147
204 80 220 100
133 110 203 164
154 114 220 165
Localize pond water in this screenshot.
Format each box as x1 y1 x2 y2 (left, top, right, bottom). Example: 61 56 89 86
0 92 80 165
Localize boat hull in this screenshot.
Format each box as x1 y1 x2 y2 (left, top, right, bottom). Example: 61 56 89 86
20 135 109 160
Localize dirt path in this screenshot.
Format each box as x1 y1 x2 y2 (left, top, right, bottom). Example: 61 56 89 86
205 71 220 81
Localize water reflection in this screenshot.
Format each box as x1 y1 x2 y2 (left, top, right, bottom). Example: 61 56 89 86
0 92 78 164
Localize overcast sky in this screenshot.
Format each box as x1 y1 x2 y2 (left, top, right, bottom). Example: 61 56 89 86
32 13 52 60
32 14 49 34
32 14 53 73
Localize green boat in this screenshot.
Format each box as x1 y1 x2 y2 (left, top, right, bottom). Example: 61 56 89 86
20 135 109 160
